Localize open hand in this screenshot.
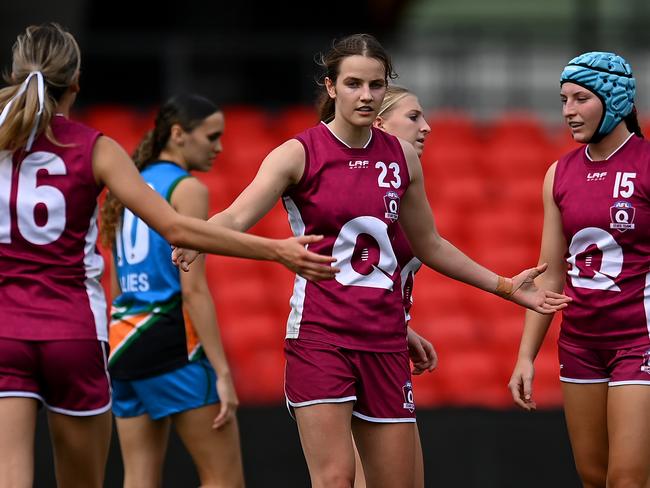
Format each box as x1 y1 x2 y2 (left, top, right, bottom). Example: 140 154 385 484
507 263 571 314
275 235 339 281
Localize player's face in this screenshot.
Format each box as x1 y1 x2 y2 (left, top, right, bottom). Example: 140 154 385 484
375 95 431 156
326 55 386 128
560 83 603 143
182 111 225 172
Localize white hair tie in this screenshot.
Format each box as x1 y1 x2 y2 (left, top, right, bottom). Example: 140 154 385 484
0 71 45 151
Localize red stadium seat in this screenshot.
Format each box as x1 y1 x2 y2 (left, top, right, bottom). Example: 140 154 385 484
81 105 151 155
421 138 484 185
216 133 278 201
275 105 319 142
552 126 582 158
433 345 512 408
429 175 493 216
464 203 543 250
426 110 479 143
222 105 271 135
487 112 551 147
411 373 446 406
231 347 286 403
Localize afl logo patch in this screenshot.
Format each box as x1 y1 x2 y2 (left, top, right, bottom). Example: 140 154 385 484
402 381 415 412
383 191 400 222
610 201 635 232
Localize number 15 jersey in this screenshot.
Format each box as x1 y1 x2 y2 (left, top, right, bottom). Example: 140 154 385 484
284 123 410 353
554 134 650 349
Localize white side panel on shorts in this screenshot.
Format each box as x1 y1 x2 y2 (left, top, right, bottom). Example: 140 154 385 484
283 196 307 339
84 206 108 341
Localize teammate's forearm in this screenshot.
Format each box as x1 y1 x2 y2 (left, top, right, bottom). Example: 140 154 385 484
207 210 248 232
419 237 500 293
167 215 278 261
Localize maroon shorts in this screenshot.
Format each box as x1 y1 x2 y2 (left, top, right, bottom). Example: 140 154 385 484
284 338 416 423
558 339 650 386
0 338 111 415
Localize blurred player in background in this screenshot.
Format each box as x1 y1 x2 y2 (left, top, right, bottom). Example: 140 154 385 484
101 94 245 488
509 51 650 488
0 22 334 488
173 33 570 487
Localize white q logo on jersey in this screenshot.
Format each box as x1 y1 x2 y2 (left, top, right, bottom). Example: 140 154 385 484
331 216 397 290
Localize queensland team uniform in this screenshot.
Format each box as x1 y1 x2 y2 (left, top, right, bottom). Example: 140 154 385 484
109 161 217 419
554 134 650 385
0 115 110 414
393 226 422 323
283 122 416 422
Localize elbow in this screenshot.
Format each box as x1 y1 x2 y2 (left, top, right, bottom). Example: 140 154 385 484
413 234 443 264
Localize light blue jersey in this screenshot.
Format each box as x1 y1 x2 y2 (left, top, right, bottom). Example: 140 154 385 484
113 161 190 312
109 161 203 380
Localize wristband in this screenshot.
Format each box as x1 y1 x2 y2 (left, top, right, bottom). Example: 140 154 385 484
495 275 513 298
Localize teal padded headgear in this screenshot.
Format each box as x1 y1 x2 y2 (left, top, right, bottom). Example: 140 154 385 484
560 51 635 141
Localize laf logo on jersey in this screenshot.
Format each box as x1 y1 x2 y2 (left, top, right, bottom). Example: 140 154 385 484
349 160 369 169
610 201 635 232
402 381 415 413
587 171 607 182
383 191 400 222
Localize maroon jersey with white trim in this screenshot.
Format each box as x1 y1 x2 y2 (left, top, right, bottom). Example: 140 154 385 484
283 123 410 352
554 134 650 349
0 115 106 340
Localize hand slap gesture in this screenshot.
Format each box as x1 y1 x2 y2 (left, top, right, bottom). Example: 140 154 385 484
503 263 571 314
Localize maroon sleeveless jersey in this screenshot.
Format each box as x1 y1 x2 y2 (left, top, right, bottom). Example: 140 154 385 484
554 134 650 349
0 115 106 341
392 226 421 323
283 123 411 352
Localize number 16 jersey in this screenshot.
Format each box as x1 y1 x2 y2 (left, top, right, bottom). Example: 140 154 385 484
0 116 105 341
284 123 410 353
554 134 650 349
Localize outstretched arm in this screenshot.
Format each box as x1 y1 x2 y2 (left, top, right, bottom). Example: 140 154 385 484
508 162 567 410
397 140 569 314
93 136 336 281
207 139 306 231
173 139 336 278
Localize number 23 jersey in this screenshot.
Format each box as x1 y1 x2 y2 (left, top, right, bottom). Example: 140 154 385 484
284 123 410 353
554 134 650 349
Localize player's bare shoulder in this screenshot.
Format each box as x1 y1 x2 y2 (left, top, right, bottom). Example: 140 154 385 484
262 138 306 185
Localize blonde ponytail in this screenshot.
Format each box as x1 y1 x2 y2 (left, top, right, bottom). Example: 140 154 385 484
0 23 80 152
